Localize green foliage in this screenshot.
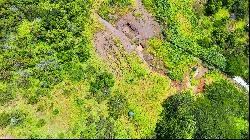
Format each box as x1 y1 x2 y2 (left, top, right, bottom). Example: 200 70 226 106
52 109 59 115
0 88 15 106
155 79 249 139
36 119 46 128
148 38 196 81
143 0 227 71
195 79 249 139
155 91 195 139
205 0 249 19
204 0 249 19
108 93 128 119
226 54 249 83
143 0 248 80
98 0 134 23
0 110 26 128
90 72 115 102
0 112 11 128
204 0 223 15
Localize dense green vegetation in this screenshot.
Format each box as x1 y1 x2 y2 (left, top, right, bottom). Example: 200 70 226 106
143 0 249 82
156 79 249 139
0 0 249 139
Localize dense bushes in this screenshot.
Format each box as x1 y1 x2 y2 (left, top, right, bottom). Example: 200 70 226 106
0 0 94 105
155 79 249 139
98 0 134 23
144 0 249 82
155 91 195 139
205 0 249 19
194 79 249 139
148 38 196 81
90 72 115 102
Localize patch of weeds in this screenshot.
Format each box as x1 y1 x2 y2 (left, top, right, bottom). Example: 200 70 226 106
0 89 15 106
90 72 115 102
0 110 26 128
52 109 59 115
36 119 46 128
108 93 128 119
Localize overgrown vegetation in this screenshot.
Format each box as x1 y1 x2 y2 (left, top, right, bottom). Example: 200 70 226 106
156 79 249 139
0 0 249 139
144 0 249 82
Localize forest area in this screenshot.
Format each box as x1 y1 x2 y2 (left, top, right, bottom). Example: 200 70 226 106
0 0 249 139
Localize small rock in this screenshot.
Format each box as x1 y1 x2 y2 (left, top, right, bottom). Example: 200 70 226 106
136 44 144 52
34 17 42 22
10 117 17 126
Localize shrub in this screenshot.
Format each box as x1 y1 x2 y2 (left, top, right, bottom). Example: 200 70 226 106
90 72 115 102
0 88 15 106
155 91 196 139
194 79 249 139
90 72 115 94
205 0 223 15
108 93 128 119
36 119 46 128
0 110 26 128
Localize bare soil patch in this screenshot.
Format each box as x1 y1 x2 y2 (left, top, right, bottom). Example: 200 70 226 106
94 0 164 77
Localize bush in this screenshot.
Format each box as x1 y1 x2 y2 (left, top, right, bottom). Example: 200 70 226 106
90 72 115 102
194 79 249 139
155 91 196 139
36 119 46 128
205 0 223 15
90 72 115 94
0 110 26 128
0 88 15 106
108 93 128 119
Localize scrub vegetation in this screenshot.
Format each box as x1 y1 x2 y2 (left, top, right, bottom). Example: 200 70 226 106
0 0 248 139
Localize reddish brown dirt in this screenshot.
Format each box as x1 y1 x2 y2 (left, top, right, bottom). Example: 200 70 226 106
171 67 208 94
193 79 206 94
171 80 184 92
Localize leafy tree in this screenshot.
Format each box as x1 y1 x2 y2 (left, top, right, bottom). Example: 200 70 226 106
194 79 249 139
155 91 196 139
155 79 249 139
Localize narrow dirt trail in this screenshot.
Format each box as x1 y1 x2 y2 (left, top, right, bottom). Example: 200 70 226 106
94 13 134 54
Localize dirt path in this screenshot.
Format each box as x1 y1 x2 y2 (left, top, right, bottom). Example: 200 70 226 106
94 13 134 54
94 0 162 68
